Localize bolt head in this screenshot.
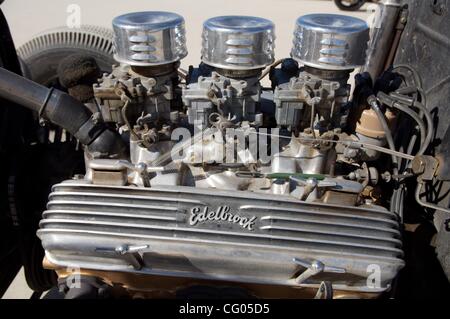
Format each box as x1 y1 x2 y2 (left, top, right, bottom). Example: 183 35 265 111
136 162 147 174
207 90 215 98
411 156 425 174
311 260 324 272
115 245 128 254
306 178 318 186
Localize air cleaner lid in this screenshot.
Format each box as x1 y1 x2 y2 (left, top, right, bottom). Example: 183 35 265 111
202 16 275 70
113 11 187 66
291 14 369 70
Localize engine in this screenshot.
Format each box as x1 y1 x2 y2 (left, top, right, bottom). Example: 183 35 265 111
37 11 405 299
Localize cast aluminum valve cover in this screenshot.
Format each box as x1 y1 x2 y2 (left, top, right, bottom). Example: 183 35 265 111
38 181 404 294
291 14 370 70
112 11 187 66
201 15 275 70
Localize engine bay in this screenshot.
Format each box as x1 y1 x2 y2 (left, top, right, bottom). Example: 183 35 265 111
1 5 447 299
35 12 405 298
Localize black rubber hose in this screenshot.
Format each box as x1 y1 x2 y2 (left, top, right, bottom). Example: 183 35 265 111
0 67 126 156
334 0 366 11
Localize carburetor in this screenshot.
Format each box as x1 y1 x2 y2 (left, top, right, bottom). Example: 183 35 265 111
272 14 370 133
182 16 275 129
93 11 187 145
267 14 370 201
90 11 188 186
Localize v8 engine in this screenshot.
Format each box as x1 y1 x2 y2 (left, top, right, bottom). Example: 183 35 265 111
28 11 412 298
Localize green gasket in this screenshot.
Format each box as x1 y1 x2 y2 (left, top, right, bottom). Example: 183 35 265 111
266 173 326 180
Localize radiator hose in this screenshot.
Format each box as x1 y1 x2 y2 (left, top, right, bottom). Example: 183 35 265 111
0 67 126 157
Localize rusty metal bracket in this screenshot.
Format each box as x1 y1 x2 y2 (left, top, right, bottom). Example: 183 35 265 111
411 155 439 181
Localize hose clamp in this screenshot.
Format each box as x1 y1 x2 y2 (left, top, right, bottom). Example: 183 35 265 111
38 87 54 126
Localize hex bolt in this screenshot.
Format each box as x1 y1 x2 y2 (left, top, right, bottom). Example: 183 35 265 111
411 156 425 175
207 90 215 99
